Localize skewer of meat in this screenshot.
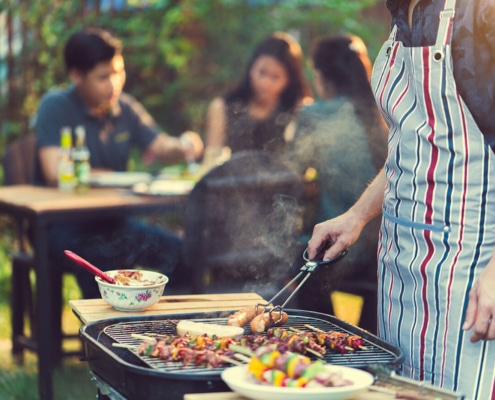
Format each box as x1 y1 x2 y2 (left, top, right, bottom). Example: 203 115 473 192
237 330 323 357
135 338 239 368
304 324 368 352
138 333 236 353
143 332 236 351
266 327 326 356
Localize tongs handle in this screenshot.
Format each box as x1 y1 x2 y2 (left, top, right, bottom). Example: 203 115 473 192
265 246 348 310
301 246 348 272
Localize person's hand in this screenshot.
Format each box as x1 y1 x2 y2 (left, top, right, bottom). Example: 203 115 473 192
180 131 204 161
307 209 364 261
463 259 495 342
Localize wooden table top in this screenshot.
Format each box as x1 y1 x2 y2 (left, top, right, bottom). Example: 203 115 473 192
0 184 186 215
69 292 266 324
183 390 395 400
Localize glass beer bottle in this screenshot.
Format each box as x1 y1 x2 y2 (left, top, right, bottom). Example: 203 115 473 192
58 126 75 191
73 125 91 194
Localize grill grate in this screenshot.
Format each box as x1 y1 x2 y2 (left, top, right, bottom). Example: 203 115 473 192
102 314 399 374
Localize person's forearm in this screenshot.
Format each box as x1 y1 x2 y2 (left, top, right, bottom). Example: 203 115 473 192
347 167 386 228
39 146 61 186
147 134 187 165
308 168 386 260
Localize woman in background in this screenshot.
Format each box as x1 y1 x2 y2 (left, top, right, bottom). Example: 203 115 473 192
290 34 388 332
204 31 312 165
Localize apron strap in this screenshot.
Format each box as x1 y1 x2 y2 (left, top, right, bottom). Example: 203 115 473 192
435 0 456 46
387 25 398 42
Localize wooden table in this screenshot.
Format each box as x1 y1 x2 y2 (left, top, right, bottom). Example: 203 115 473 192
0 185 187 400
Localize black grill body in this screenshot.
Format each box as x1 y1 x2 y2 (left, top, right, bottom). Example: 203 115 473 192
80 309 403 400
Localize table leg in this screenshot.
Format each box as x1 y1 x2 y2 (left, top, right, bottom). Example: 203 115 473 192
34 220 54 400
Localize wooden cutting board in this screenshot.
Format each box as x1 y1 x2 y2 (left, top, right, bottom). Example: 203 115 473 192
70 293 266 324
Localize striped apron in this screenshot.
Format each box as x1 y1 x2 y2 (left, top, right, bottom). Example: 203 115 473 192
370 0 495 398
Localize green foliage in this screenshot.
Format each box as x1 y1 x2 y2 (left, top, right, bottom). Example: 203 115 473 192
1 0 387 142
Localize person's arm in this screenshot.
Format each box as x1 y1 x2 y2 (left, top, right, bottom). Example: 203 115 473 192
122 93 203 165
307 168 385 260
205 97 227 149
38 147 60 186
460 0 495 343
34 91 73 186
202 97 228 166
145 130 203 165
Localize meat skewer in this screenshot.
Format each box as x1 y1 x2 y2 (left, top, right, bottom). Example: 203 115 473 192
266 327 326 356
112 321 368 371
304 324 368 352
135 337 239 368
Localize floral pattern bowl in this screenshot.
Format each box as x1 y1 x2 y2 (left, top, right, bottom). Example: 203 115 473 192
95 270 169 311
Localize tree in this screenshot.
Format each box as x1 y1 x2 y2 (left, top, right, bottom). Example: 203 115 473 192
0 0 387 148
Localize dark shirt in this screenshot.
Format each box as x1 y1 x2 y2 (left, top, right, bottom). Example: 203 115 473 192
387 0 495 145
33 86 159 184
224 98 293 155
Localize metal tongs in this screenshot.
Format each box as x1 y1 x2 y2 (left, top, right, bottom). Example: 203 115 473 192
257 244 348 323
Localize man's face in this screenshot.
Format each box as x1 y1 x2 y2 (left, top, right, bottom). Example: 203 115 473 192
71 54 126 111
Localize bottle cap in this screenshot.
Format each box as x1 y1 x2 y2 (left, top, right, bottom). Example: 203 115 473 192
60 127 72 147
75 125 86 139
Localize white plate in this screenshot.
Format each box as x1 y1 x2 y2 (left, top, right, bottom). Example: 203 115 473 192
221 364 374 400
89 172 152 187
132 180 195 196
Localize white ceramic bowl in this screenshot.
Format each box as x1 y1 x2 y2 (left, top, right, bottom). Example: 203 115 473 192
95 269 168 311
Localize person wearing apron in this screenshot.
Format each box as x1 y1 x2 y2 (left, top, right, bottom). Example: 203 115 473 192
308 1 495 398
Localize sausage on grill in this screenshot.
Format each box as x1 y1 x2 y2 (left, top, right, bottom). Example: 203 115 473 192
250 311 289 333
227 305 263 327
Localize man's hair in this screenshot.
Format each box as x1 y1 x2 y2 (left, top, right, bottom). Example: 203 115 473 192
64 27 122 74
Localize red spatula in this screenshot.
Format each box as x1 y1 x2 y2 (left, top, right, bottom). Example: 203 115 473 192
64 250 116 284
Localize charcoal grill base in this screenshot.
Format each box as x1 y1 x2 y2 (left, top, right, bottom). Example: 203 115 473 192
80 309 403 400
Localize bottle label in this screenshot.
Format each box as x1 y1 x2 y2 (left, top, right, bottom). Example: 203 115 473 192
76 161 91 184
58 159 75 190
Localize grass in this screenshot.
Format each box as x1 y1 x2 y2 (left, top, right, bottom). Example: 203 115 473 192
0 217 97 400
0 279 98 400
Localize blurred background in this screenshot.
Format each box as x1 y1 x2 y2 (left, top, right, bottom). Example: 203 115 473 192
0 0 390 147
0 1 389 398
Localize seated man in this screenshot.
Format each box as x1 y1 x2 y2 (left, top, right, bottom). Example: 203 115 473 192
33 27 203 298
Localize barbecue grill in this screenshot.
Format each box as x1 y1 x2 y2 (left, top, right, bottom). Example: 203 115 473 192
80 309 403 400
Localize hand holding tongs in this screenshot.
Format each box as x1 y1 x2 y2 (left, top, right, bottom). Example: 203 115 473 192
257 244 348 322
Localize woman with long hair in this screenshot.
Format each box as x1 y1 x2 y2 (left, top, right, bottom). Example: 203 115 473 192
290 34 389 333
204 32 312 164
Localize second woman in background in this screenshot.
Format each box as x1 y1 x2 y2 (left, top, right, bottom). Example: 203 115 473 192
290 34 389 332
204 32 312 163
